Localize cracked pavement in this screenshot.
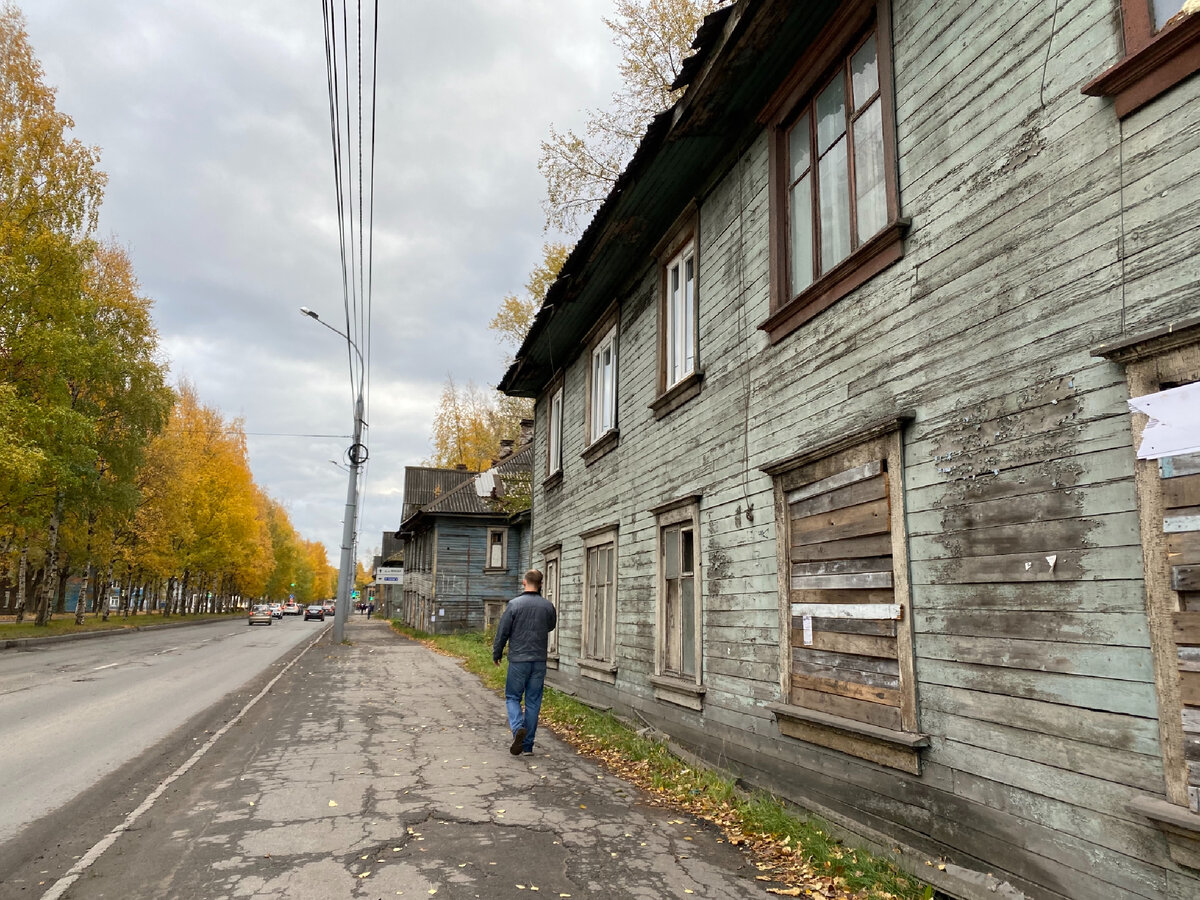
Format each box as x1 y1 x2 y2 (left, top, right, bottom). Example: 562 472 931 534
62 618 775 899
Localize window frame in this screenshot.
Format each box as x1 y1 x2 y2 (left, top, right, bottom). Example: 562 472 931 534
484 527 508 573
582 308 621 465
542 544 561 663
759 0 907 345
651 205 703 418
546 381 564 482
651 496 706 710
761 416 927 774
1082 0 1200 118
1094 317 1200 842
589 325 617 443
580 525 619 682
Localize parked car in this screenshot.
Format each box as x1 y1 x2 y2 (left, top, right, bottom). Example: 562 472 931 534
269 603 283 619
304 604 325 621
248 605 273 626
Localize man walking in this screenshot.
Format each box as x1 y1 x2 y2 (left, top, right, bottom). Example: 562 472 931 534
493 569 556 755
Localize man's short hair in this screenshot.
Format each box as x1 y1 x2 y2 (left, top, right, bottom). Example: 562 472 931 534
524 569 543 591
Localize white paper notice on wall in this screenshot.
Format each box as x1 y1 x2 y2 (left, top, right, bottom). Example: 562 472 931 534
802 615 813 646
1128 382 1200 459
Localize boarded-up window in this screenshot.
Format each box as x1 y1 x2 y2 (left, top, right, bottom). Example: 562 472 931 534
766 424 924 773
1165 451 1200 810
788 459 903 726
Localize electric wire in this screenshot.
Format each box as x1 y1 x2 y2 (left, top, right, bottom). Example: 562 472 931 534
319 0 377 563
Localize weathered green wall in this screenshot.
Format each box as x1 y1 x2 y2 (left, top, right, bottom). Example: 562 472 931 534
527 2 1200 897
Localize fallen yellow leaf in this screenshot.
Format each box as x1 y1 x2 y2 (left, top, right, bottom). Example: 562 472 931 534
328 800 338 807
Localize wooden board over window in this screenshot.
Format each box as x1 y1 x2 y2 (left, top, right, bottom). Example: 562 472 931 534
1164 450 1200 811
765 422 925 773
788 459 904 727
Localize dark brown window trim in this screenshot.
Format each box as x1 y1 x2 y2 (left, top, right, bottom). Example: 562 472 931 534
759 218 909 344
650 370 704 419
768 702 929 775
1083 8 1200 118
581 427 620 466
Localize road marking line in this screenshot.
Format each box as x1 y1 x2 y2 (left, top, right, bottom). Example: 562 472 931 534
92 663 120 671
40 625 330 900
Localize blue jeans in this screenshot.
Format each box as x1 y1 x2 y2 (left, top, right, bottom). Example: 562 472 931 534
505 660 547 752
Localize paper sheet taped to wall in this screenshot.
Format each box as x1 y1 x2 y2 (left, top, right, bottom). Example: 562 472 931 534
1128 382 1200 459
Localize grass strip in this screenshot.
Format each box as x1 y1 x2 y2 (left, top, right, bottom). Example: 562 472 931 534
392 622 933 900
0 611 237 640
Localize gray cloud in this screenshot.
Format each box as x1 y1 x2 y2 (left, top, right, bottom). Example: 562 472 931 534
24 0 619 565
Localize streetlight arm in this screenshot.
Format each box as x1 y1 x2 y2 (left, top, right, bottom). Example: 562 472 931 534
299 306 364 369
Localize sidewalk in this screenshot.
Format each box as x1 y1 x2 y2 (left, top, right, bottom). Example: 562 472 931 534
55 616 775 899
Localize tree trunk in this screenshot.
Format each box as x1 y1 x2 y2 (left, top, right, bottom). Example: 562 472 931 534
100 557 115 620
164 574 176 618
54 554 70 614
76 559 93 625
14 545 28 623
179 570 190 616
34 495 65 626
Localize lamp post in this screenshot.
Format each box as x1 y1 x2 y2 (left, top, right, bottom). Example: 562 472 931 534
300 306 366 644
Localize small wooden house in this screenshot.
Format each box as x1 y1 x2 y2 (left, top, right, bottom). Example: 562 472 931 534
499 1 1200 897
397 447 532 631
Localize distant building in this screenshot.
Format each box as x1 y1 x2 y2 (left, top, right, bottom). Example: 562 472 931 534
397 445 532 631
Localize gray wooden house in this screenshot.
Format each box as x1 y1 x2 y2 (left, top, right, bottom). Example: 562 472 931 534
499 1 1200 897
397 447 532 631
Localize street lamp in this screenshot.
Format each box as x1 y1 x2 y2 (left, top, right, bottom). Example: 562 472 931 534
300 305 367 644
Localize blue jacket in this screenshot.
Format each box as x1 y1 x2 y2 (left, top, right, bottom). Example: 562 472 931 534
493 591 557 663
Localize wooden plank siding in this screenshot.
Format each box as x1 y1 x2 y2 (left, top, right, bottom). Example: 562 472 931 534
518 0 1200 897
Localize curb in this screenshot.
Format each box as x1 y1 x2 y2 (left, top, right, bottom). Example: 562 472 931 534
1 615 236 651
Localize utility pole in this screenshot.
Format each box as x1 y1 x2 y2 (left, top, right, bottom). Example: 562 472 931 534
300 306 366 645
332 392 365 644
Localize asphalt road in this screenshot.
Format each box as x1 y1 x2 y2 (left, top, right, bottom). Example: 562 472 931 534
3 617 776 900
0 615 323 847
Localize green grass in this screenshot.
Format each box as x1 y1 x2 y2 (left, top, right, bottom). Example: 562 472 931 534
0 610 236 640
391 622 931 900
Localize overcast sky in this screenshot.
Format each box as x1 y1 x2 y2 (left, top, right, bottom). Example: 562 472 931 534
22 1 621 568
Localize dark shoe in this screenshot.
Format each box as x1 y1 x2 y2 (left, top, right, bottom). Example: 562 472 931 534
510 727 527 755
522 749 534 755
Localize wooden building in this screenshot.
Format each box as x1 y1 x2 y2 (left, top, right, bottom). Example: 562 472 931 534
498 1 1200 897
397 447 533 631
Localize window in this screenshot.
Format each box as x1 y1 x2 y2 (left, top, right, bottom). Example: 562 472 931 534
1082 0 1200 117
761 0 905 344
762 419 926 773
1096 320 1200 859
665 243 696 388
581 527 618 681
547 386 563 476
651 497 705 709
543 546 561 660
651 207 704 419
662 524 697 675
589 326 617 443
485 528 507 571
